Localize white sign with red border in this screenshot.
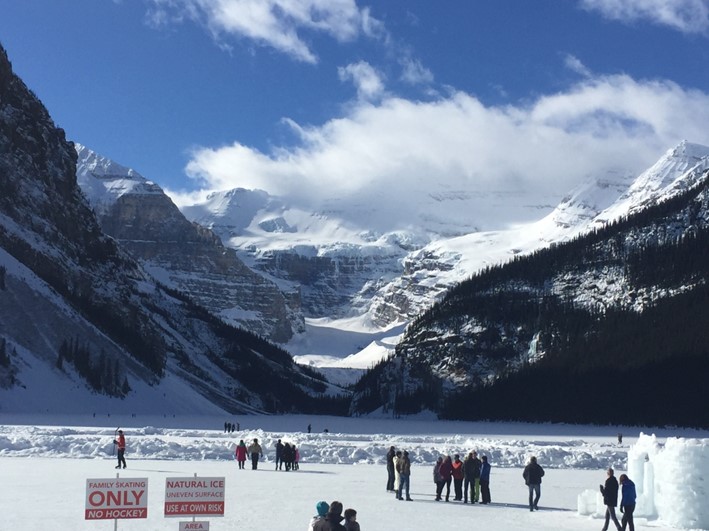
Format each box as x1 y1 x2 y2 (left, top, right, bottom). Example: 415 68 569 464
164 477 225 517
179 521 210 531
85 477 148 520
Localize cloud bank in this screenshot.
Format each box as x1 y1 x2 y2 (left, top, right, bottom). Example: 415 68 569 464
173 73 709 218
580 0 709 33
146 0 385 63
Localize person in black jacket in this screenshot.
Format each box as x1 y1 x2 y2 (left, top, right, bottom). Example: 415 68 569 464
386 446 396 492
600 467 622 531
522 456 545 511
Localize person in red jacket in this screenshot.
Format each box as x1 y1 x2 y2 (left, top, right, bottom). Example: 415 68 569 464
235 440 248 469
440 455 453 502
451 454 464 501
113 430 127 469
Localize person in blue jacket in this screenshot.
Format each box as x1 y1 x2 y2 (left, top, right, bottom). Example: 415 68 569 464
480 455 492 504
619 474 636 531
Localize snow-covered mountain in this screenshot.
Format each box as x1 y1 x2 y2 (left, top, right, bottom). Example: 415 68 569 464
0 44 336 416
350 145 709 425
75 144 304 343
73 124 709 378
176 140 709 369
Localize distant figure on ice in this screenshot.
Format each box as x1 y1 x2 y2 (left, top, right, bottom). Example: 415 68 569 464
523 455 545 511
618 433 623 445
480 455 492 504
247 438 263 470
463 451 481 503
440 455 453 502
386 446 396 492
275 439 284 470
284 442 295 471
619 474 636 531
343 508 360 531
451 454 464 501
113 429 127 469
308 423 312 434
393 451 402 495
600 467 622 531
396 450 412 501
433 456 445 501
224 421 228 433
235 439 247 469
293 445 300 470
308 500 329 531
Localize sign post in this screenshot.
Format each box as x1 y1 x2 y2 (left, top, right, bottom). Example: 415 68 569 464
179 522 210 531
164 476 225 519
85 475 148 529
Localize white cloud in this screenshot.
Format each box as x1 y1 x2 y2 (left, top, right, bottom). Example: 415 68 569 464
564 54 592 78
399 57 434 86
146 0 383 63
580 0 709 33
338 61 386 101
178 73 709 228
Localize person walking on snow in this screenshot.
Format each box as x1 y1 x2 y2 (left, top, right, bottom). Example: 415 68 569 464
619 474 636 531
523 455 545 511
235 439 248 469
247 438 263 470
113 430 127 469
600 467 622 531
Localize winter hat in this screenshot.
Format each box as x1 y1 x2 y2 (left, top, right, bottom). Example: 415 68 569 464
316 501 329 516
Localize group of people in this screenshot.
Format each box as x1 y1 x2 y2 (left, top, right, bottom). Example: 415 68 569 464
308 500 360 531
386 446 492 505
600 468 637 531
233 437 301 471
224 421 240 433
235 438 264 470
433 451 492 504
275 438 300 471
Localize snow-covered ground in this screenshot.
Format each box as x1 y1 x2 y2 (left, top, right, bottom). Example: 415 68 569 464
1 414 707 530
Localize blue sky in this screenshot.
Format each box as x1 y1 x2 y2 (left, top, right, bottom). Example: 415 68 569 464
3 0 709 208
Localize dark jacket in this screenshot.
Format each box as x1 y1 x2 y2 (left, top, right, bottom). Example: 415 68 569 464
463 456 481 479
480 461 491 482
523 462 544 485
620 479 637 507
324 512 346 531
344 519 360 531
397 455 411 476
440 458 453 481
601 475 619 506
386 448 396 468
433 461 444 483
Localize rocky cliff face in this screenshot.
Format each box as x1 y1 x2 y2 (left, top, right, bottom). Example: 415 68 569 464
0 44 333 414
75 145 304 343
